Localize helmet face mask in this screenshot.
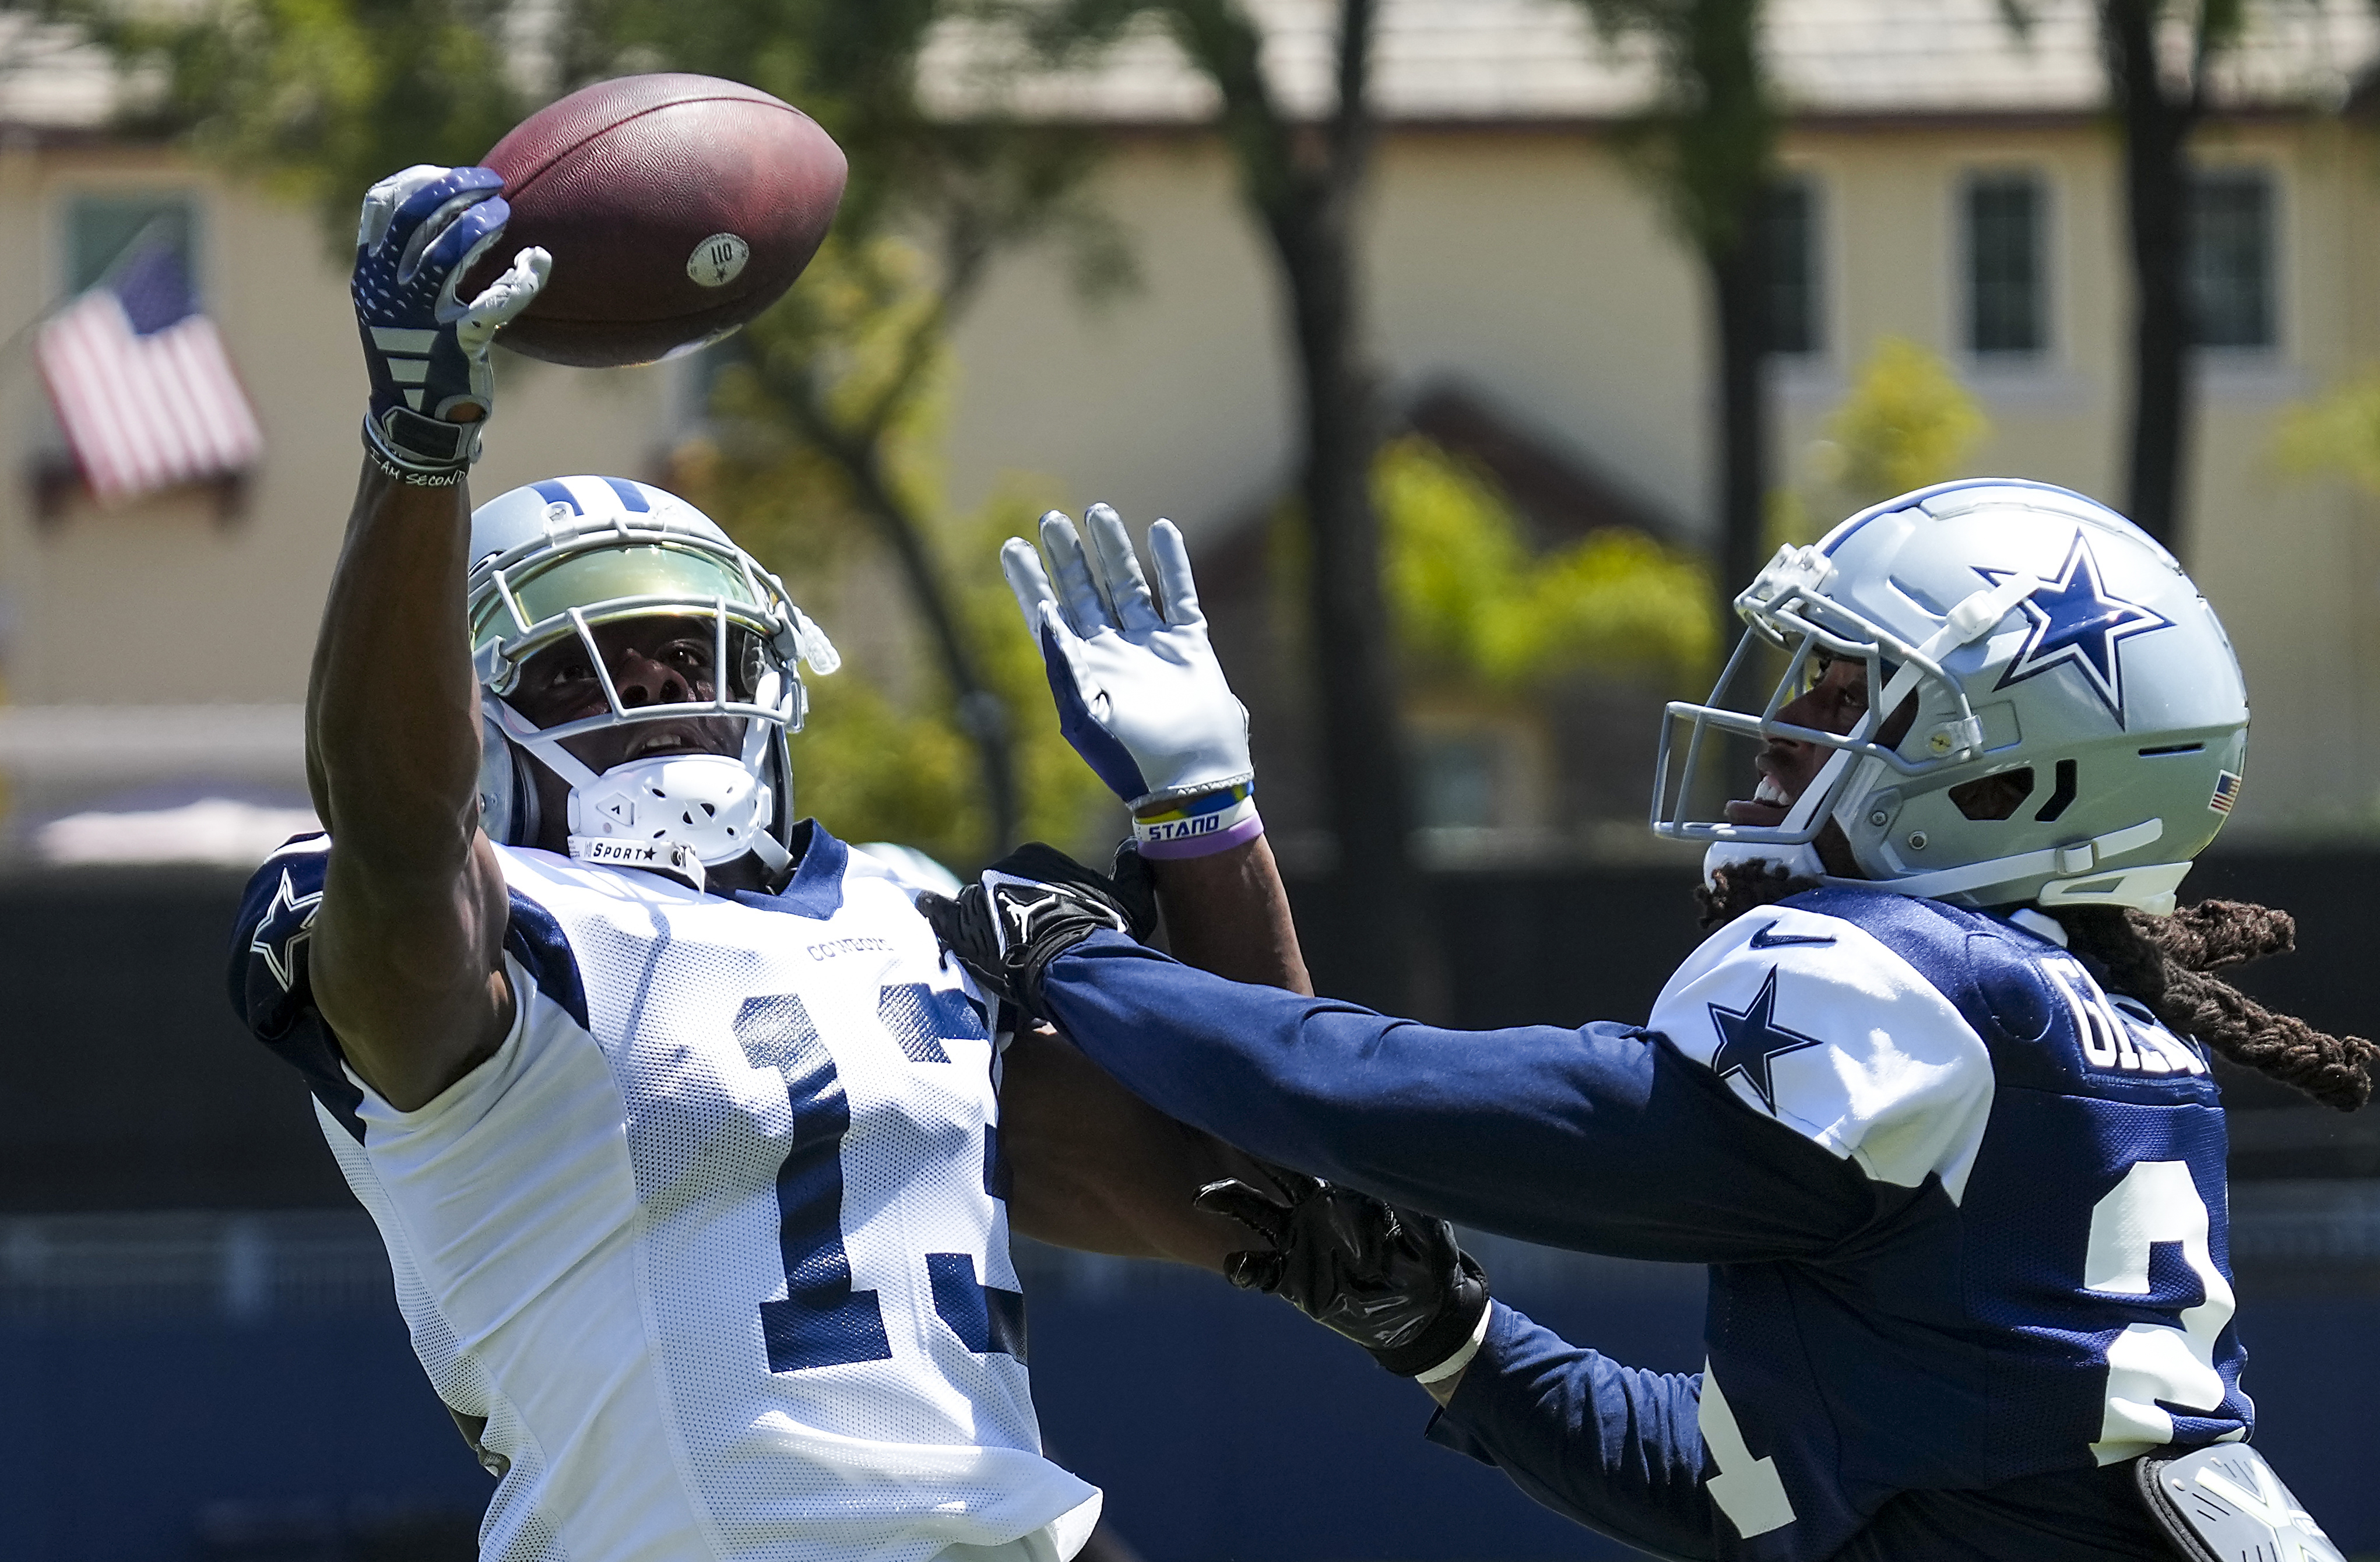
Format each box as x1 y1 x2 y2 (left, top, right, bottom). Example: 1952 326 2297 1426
466 476 839 886
1654 479 2249 914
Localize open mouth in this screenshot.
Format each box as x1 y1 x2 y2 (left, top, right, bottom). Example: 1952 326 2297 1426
624 724 717 762
1723 771 1795 828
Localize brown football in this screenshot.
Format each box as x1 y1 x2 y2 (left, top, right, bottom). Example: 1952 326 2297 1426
464 73 847 368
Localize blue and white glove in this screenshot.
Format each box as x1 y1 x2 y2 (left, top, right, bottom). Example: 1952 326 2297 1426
1003 504 1259 859
351 164 550 484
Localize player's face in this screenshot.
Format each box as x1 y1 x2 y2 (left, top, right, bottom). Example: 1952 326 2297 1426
1724 655 1910 829
508 614 746 772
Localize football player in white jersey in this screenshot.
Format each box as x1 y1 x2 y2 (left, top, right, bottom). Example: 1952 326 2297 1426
232 165 1309 1562
927 492 2373 1562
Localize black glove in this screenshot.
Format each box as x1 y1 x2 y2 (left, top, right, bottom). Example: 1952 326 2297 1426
917 842 1155 1021
1194 1170 1490 1378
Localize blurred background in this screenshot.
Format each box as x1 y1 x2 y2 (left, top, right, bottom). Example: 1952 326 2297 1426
1 0 2378 1557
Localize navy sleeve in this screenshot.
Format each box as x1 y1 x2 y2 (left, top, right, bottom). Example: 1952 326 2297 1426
1039 933 1910 1261
227 835 365 1142
1426 1303 1718 1562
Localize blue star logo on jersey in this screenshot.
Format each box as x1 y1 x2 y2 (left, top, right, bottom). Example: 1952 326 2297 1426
249 868 324 992
1980 533 2171 725
1707 966 1825 1114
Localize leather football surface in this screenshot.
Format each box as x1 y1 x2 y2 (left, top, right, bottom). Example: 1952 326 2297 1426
465 73 847 367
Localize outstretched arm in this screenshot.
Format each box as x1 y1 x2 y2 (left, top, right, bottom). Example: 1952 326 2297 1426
1018 931 1892 1267
308 462 512 1110
306 166 549 1111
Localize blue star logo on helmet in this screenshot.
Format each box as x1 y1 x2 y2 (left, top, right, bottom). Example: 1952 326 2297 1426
1979 533 2171 726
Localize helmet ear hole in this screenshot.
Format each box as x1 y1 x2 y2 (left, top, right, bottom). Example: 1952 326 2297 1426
1950 768 2034 821
476 718 544 848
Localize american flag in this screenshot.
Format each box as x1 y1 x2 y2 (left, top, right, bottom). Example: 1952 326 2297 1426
35 242 263 503
2209 771 2242 816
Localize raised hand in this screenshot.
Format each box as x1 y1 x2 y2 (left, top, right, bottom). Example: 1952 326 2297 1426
352 164 550 482
1003 505 1254 832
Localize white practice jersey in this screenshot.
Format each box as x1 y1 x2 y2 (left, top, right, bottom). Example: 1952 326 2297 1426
233 826 1101 1562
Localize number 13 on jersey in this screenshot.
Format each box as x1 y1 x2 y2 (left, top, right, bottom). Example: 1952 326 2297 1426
735 984 1025 1372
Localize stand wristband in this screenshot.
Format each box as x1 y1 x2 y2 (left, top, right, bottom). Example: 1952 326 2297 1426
1134 783 1261 860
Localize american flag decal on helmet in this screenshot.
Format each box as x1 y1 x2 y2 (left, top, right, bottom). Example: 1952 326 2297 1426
2209 771 2242 815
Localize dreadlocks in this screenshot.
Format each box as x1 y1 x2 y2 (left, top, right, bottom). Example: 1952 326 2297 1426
1693 865 2376 1112
2054 902 2375 1112
1694 862 1824 935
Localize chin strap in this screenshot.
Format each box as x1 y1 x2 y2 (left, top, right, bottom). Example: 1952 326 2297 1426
569 835 706 891
1866 818 2176 909
485 696 796 887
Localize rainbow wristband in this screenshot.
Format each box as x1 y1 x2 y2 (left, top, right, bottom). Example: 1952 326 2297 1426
1133 782 1261 860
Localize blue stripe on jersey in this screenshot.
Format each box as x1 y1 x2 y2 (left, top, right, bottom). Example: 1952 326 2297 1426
504 891 588 1030
927 1253 1026 1360
735 821 848 921
983 1123 1013 1201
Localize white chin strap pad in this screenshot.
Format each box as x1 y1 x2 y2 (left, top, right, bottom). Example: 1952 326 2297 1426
567 753 776 867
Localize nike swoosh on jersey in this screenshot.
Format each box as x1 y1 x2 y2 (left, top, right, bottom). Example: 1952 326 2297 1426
1749 921 1837 949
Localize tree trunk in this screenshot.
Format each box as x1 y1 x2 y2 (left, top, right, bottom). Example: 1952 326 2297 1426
1709 214 1770 628
2106 0 2197 552
1268 196 1423 1013
1163 0 1419 1008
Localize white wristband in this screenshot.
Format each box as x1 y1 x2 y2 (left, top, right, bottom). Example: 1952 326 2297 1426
1412 1301 1493 1385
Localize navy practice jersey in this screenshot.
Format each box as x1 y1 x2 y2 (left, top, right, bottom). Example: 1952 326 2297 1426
1035 885 2245 1562
229 826 1100 1562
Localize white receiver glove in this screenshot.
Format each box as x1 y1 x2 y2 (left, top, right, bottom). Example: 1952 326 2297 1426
1002 504 1253 810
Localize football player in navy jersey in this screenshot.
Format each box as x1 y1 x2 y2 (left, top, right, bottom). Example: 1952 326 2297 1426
928 488 2374 1562
228 165 1312 1562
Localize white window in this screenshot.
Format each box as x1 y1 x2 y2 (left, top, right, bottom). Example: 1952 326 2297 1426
64 191 199 297
1964 173 2048 356
1767 176 1823 357
2190 169 2275 350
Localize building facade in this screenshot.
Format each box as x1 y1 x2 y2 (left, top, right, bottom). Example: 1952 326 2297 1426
3 0 2378 852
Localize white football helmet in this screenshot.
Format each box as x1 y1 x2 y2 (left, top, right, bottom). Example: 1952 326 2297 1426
467 474 839 888
1653 479 2249 914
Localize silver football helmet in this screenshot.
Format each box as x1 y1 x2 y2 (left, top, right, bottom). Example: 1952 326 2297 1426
1653 479 2248 914
467 474 838 888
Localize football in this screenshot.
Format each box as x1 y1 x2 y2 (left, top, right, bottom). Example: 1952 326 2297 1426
465 73 847 368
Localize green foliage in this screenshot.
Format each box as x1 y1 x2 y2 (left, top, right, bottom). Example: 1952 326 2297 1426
1818 336 1991 510
60 0 530 248
1572 0 1777 258
1375 436 1717 690
66 0 1134 861
2274 371 2380 497
1776 336 1989 546
778 491 1113 867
